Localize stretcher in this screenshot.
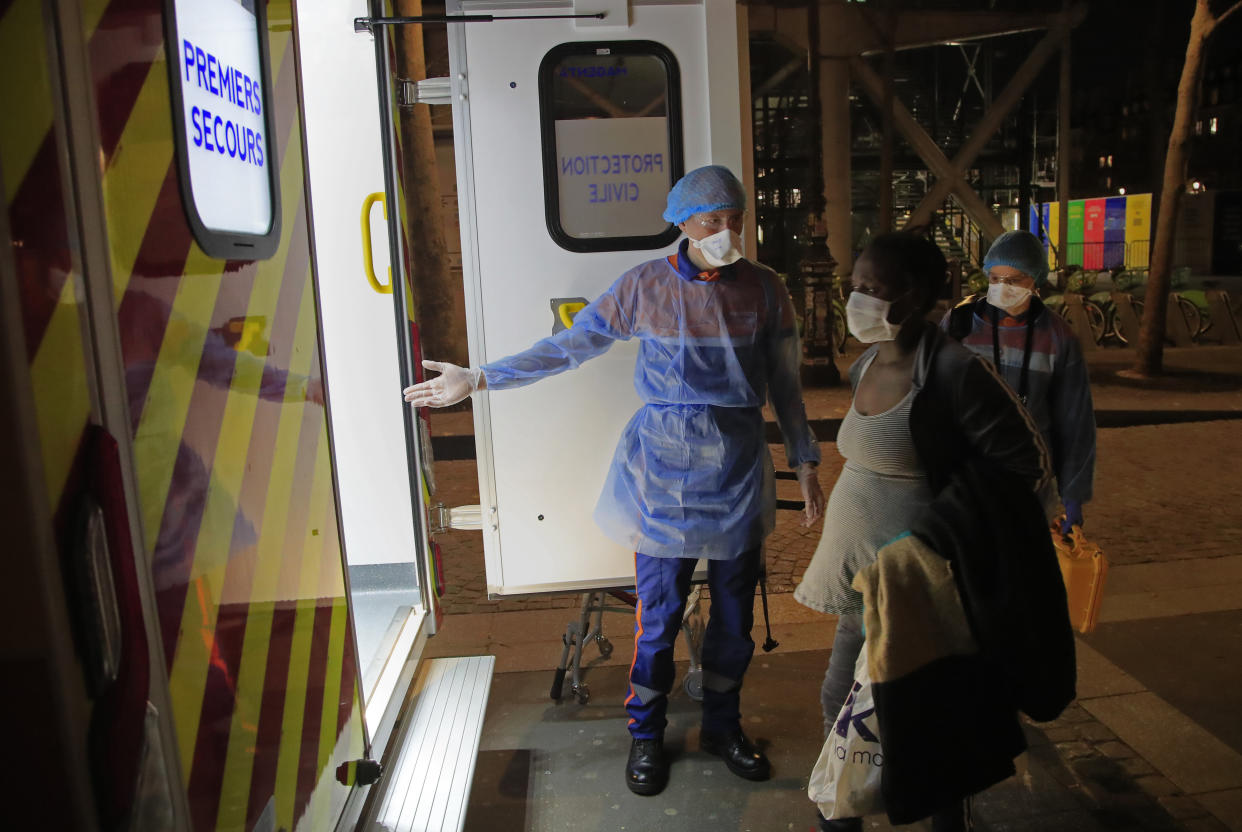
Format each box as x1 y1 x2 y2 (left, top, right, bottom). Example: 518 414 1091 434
549 476 801 704
549 584 706 705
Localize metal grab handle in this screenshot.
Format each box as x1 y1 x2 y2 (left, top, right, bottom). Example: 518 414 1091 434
361 191 393 294
557 301 586 330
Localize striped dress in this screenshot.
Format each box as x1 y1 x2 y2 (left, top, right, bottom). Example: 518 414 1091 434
794 353 934 614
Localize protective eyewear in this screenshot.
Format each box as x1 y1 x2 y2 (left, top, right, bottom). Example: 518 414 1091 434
691 212 744 231
987 272 1034 287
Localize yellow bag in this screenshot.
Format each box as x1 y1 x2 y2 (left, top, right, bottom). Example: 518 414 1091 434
1051 526 1108 634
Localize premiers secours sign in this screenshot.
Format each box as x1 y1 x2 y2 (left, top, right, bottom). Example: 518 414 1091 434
172 0 274 240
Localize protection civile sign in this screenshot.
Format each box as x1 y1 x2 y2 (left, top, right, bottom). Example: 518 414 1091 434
555 117 671 239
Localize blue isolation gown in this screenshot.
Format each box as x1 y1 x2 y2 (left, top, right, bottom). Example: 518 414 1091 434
481 241 820 560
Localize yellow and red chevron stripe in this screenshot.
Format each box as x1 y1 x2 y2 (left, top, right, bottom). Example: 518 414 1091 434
1 0 94 525
1 0 367 829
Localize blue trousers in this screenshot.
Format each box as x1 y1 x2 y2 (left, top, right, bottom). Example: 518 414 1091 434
625 549 760 740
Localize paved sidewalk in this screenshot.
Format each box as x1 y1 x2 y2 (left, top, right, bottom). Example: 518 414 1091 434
438 561 1242 831
421 343 1242 830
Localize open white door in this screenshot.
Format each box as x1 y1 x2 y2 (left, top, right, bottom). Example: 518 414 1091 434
447 0 749 595
295 0 431 746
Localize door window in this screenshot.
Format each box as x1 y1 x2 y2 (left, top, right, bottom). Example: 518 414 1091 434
539 41 684 252
164 0 282 259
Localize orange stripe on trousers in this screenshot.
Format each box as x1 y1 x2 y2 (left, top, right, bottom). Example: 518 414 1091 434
624 553 642 723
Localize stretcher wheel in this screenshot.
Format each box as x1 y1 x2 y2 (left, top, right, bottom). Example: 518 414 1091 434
572 683 590 705
683 668 703 702
596 637 613 659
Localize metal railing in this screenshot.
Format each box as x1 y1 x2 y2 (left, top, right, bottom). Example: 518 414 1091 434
1059 240 1151 271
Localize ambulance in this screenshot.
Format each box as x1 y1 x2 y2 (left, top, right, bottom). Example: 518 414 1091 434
0 0 747 828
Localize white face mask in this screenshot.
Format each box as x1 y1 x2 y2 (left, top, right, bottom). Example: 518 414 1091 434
690 228 743 267
987 282 1033 312
845 292 900 343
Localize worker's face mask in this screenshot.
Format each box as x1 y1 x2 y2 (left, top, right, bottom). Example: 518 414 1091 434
845 291 901 343
987 281 1033 312
691 227 744 268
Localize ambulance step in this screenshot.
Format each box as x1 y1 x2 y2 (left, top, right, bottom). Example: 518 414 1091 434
367 655 495 832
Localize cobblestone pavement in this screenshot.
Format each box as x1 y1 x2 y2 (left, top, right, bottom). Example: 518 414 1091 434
429 344 1242 614
1007 705 1230 832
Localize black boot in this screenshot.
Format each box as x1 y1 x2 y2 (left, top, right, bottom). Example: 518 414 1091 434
700 728 771 781
930 798 970 832
625 738 668 796
816 811 863 831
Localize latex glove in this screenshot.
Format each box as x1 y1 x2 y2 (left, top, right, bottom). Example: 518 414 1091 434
796 462 825 528
1060 499 1084 535
402 361 483 407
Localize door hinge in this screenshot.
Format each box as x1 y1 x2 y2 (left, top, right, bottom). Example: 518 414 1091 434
429 503 484 534
397 77 453 108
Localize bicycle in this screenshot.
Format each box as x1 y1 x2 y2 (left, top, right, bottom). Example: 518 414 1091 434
1106 267 1203 345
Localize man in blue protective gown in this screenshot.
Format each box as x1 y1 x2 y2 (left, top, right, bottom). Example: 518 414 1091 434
403 165 824 796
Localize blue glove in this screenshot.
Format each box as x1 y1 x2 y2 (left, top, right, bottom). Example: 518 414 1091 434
1060 499 1084 534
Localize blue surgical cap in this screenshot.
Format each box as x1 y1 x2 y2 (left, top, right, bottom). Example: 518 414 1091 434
984 230 1050 285
662 165 747 225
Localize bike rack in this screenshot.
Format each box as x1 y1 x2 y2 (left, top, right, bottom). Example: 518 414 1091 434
1061 293 1099 351
1165 293 1197 346
1109 291 1143 346
1205 290 1241 345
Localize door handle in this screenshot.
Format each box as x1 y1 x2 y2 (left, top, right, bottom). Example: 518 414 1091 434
361 191 393 294
549 297 589 333
558 301 586 330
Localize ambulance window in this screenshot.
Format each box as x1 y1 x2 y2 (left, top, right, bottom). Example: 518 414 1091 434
163 0 281 259
539 41 684 252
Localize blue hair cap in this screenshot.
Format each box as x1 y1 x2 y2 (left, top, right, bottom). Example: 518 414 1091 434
983 230 1050 285
662 165 747 225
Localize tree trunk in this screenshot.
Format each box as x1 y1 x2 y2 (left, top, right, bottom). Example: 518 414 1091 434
1144 1 1168 243
394 0 468 368
1132 0 1236 376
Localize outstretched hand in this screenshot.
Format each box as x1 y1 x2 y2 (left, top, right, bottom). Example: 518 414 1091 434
402 360 483 408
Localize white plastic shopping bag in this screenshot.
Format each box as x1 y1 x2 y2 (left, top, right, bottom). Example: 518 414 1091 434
808 648 884 819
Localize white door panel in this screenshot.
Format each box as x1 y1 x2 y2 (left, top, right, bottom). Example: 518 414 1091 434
450 0 743 593
298 1 416 569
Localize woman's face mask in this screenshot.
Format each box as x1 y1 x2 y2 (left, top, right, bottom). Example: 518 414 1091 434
691 227 744 267
845 291 901 343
